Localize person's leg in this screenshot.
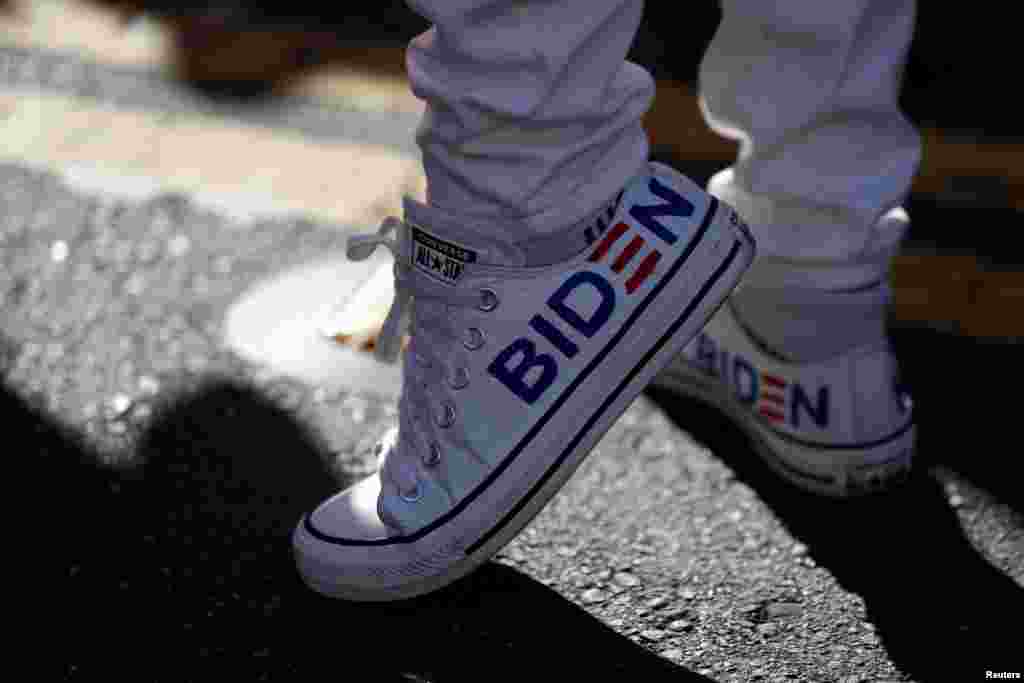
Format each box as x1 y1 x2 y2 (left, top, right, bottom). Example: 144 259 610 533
704 0 919 359
293 0 755 600
654 0 919 495
318 0 654 346
405 0 653 249
701 0 919 273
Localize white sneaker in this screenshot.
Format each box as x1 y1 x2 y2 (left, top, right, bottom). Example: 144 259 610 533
652 299 915 497
292 162 755 600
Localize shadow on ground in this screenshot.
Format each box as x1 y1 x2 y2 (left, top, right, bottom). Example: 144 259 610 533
14 357 704 681
646 322 1023 682
17 324 1022 680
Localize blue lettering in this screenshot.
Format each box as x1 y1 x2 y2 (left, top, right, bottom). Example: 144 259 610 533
792 384 829 428
628 177 696 245
487 338 558 405
732 357 759 405
547 271 616 338
529 314 579 359
695 334 717 375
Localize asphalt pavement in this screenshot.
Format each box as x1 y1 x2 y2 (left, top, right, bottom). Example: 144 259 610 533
4 7 1022 682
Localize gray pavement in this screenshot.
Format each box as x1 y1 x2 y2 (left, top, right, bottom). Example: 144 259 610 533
4 35 1021 682
0 44 423 154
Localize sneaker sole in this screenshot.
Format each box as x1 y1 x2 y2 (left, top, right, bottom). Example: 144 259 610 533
653 363 915 497
295 201 754 601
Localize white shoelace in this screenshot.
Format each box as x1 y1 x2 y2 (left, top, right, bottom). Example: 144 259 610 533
348 218 497 505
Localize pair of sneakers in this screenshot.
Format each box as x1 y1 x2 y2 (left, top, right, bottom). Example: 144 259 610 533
293 162 915 601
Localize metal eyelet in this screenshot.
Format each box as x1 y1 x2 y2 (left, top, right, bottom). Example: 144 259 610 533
399 482 422 503
478 288 499 312
896 390 913 413
448 366 470 390
436 401 456 428
423 442 442 467
463 328 486 350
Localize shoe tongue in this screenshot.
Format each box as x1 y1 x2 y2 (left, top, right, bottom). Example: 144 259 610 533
402 198 527 283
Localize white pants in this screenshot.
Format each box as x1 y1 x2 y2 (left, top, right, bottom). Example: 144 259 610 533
404 0 920 279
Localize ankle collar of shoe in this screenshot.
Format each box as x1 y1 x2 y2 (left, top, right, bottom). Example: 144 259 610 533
740 250 895 293
405 191 623 269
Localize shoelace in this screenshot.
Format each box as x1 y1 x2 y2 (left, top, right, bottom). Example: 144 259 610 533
348 218 499 505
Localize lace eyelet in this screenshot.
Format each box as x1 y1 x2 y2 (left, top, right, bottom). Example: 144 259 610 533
399 482 422 503
896 391 913 413
463 328 486 350
448 366 470 390
436 401 456 428
478 288 499 312
423 442 442 467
